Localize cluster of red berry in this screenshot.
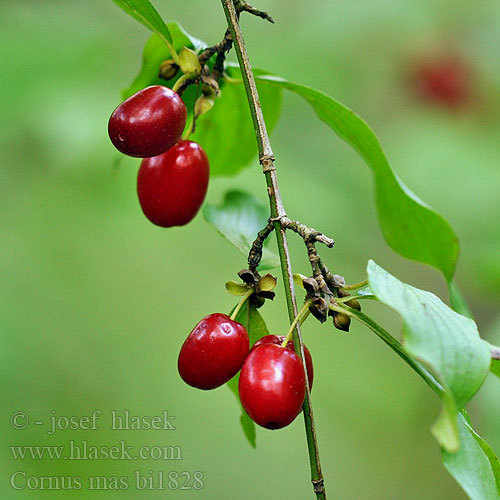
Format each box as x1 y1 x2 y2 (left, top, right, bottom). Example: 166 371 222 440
178 313 314 430
108 84 314 430
108 85 209 227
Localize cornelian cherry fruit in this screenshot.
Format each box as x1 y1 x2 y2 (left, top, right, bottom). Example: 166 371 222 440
410 55 472 108
252 334 314 389
178 313 249 390
238 344 306 429
137 140 209 227
108 85 187 158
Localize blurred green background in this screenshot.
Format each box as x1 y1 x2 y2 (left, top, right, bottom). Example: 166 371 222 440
1 0 499 498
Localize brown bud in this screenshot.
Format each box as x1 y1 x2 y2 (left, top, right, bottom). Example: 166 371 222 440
333 312 351 332
252 294 266 309
256 290 275 301
201 75 220 96
331 274 346 288
345 298 361 311
303 277 319 295
159 59 179 80
194 95 214 118
309 297 328 323
201 64 210 77
238 268 258 285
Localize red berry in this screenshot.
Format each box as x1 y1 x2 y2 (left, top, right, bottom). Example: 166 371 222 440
108 85 187 158
410 55 472 108
178 313 249 390
238 344 306 429
252 334 314 389
137 140 209 227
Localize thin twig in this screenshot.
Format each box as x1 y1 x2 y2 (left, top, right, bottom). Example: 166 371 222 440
248 220 275 272
219 1 326 498
305 241 331 296
318 260 345 291
234 0 274 23
280 216 336 296
198 29 233 68
280 217 334 248
200 1 273 81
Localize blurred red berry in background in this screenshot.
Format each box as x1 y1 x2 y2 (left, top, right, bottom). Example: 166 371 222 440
409 53 473 109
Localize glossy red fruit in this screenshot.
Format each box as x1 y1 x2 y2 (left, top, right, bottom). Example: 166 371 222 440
137 140 209 227
239 344 306 429
178 313 249 390
252 334 314 389
108 85 187 158
410 55 472 108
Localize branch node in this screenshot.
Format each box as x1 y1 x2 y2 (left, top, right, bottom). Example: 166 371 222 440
260 154 276 172
312 479 325 494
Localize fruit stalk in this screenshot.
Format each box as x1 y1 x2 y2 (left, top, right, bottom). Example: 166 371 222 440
281 300 312 347
230 289 254 321
220 1 326 498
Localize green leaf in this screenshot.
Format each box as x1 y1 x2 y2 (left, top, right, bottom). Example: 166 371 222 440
466 420 500 495
448 279 474 319
225 281 250 296
336 296 500 499
432 392 460 452
233 298 270 348
113 0 173 45
367 260 491 452
194 65 282 176
293 273 308 289
226 299 270 448
122 26 205 100
203 190 279 270
489 344 500 379
240 412 256 448
442 411 500 500
491 359 500 379
256 75 459 280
